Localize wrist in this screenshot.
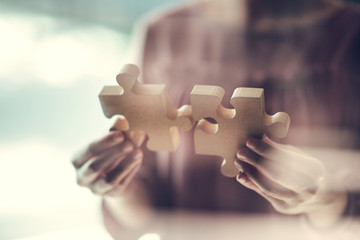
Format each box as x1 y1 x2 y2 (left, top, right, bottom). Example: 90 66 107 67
304 171 348 228
305 190 348 228
102 180 154 229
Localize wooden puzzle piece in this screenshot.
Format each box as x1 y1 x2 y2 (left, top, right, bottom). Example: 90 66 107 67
99 64 193 151
191 85 290 177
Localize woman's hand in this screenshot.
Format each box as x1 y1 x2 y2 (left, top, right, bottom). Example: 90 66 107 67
71 131 143 197
235 135 347 226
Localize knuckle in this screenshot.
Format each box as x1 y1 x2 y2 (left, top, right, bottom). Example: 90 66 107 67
87 142 98 156
76 176 86 186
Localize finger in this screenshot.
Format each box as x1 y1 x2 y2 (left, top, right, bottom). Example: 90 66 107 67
244 137 290 176
110 116 129 132
87 148 142 196
76 141 134 186
72 131 125 168
243 138 323 192
105 162 142 197
236 171 284 205
245 137 277 161
263 134 307 155
110 117 146 147
236 147 296 188
89 180 113 196
234 160 299 200
128 130 147 147
100 154 142 197
236 171 297 213
237 173 296 214
254 136 320 169
237 147 264 168
236 142 323 214
105 148 143 185
236 147 304 190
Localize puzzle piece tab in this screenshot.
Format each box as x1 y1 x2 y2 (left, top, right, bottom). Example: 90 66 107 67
99 64 193 151
191 85 290 177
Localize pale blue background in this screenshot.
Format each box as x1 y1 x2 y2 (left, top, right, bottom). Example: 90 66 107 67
0 1 186 239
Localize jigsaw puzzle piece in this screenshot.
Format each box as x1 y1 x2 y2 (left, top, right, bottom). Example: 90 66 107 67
230 88 289 139
99 64 193 152
109 116 146 147
191 86 290 177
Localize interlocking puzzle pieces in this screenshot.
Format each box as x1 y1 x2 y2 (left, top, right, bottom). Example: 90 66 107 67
99 64 290 177
191 85 290 177
99 64 193 151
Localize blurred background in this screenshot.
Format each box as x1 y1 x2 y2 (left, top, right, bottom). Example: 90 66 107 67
1 0 360 240
0 0 187 239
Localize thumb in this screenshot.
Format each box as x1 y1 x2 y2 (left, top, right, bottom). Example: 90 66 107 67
110 116 146 147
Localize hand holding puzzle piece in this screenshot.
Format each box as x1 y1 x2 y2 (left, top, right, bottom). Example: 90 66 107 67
99 64 290 177
191 85 290 177
99 64 193 151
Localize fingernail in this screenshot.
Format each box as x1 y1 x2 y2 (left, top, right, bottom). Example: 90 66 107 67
237 173 246 184
246 138 256 149
234 160 244 172
237 150 246 161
